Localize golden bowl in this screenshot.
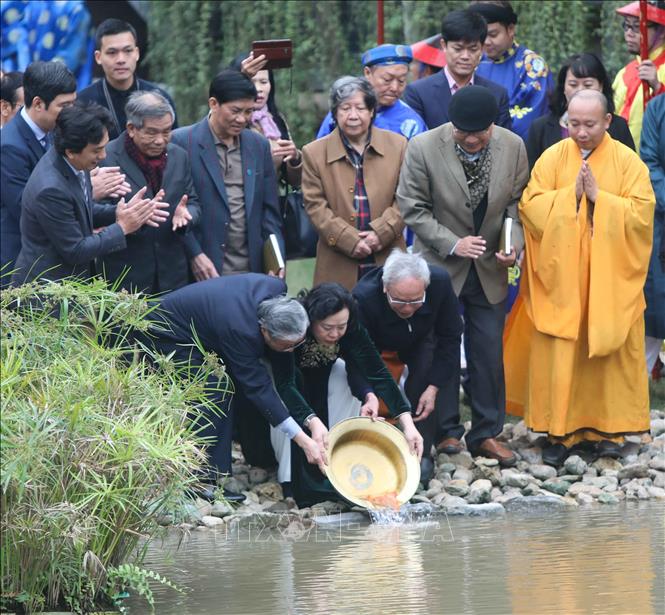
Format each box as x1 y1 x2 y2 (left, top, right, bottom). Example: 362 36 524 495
326 417 421 509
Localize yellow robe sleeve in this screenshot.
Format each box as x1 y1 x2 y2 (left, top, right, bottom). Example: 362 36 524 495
588 151 654 356
518 142 583 342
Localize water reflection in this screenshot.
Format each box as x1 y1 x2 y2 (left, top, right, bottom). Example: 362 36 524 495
131 503 663 615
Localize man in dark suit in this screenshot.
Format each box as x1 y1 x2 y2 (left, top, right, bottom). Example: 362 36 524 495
1 61 77 280
77 19 178 141
145 274 327 501
100 90 200 293
403 9 512 131
352 250 462 483
171 69 284 281
12 101 169 286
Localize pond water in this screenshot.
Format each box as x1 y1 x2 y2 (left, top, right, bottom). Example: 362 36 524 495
128 502 664 615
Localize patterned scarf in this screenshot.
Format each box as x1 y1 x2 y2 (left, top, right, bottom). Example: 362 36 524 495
297 336 340 369
251 106 282 140
124 132 167 194
454 144 492 210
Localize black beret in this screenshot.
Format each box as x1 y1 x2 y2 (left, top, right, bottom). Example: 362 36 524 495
448 85 498 132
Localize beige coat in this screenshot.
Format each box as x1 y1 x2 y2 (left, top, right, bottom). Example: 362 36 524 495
302 127 407 290
397 124 528 304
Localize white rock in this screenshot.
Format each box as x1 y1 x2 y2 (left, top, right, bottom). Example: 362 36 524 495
647 486 665 499
529 464 557 481
501 471 532 489
564 455 588 475
648 455 665 471
200 515 225 528
445 479 469 497
467 479 492 504
576 492 594 505
651 419 665 437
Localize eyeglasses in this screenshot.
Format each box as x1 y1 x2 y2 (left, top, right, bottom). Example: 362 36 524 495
622 20 657 33
387 291 426 306
281 337 307 352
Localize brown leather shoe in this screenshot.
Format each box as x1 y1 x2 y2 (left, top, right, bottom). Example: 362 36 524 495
436 437 463 455
473 438 517 467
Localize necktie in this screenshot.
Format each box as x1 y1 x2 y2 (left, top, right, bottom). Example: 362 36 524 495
40 133 52 150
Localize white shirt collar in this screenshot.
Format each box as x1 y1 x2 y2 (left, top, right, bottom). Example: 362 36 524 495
20 106 47 143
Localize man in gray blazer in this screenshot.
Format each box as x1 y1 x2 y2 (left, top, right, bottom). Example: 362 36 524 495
100 91 200 293
13 101 169 286
397 85 528 466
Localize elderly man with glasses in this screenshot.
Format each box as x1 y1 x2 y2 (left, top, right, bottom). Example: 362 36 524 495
397 85 528 467
352 249 462 483
613 1 665 151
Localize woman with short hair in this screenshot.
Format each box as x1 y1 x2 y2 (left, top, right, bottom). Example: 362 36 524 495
302 76 407 290
270 282 423 507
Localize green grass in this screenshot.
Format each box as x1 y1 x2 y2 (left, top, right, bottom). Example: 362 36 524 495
285 257 316 297
1 279 229 612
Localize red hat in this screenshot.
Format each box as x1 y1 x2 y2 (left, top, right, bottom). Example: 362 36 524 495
616 1 665 26
410 34 446 68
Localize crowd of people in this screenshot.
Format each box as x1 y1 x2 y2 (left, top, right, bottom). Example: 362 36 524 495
1 0 663 506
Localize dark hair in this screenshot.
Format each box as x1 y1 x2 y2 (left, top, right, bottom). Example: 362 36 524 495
441 9 488 44
469 1 518 27
53 101 113 155
95 18 138 50
0 71 23 106
299 283 359 330
209 69 257 104
229 53 289 139
23 61 76 109
550 53 615 117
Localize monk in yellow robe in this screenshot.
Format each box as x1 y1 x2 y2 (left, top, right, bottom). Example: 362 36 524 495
506 89 655 465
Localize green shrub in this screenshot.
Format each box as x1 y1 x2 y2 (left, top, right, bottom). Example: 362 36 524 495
0 279 230 612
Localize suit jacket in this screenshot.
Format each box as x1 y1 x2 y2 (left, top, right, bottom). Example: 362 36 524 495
0 111 46 275
526 112 635 170
12 148 126 285
99 134 201 293
352 265 462 388
301 127 407 290
152 274 291 427
397 124 529 304
171 118 283 275
403 72 513 131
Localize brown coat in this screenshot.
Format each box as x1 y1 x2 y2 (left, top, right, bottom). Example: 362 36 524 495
302 127 407 290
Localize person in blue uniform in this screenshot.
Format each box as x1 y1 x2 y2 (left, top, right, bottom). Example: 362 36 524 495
470 1 552 141
316 44 426 141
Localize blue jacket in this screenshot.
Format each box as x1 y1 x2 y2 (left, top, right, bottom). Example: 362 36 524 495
641 94 665 339
0 110 46 277
152 274 291 426
403 72 512 132
476 43 553 141
171 118 283 275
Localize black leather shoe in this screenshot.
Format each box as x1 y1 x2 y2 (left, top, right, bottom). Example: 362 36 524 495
597 440 623 459
542 443 568 467
420 457 434 485
569 440 598 464
222 489 247 503
186 484 217 502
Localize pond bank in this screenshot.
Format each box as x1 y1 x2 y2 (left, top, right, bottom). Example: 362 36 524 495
165 412 665 530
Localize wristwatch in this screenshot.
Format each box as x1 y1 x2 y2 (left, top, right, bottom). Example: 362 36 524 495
303 414 316 429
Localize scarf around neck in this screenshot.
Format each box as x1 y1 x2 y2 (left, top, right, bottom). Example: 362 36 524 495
251 106 282 140
455 143 492 210
124 132 167 194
